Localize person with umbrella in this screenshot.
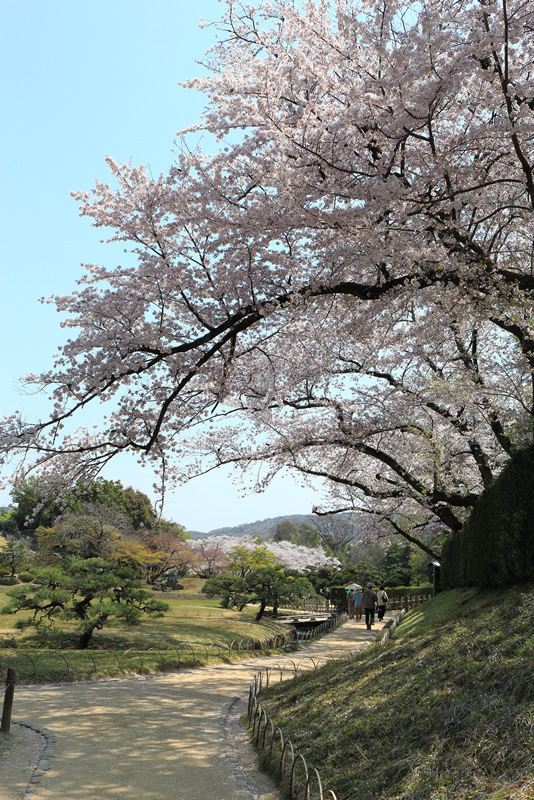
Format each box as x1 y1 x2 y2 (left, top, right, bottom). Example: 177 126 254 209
346 583 362 621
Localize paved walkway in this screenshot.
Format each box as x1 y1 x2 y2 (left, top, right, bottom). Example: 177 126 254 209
4 616 391 800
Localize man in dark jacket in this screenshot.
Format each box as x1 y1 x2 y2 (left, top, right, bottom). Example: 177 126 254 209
362 583 378 629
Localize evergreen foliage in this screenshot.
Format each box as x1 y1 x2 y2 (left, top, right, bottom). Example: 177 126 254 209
202 566 316 620
10 477 157 532
329 586 349 613
1 557 169 649
442 444 534 588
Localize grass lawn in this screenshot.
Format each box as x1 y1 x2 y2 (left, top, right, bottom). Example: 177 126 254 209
0 577 291 682
254 584 534 800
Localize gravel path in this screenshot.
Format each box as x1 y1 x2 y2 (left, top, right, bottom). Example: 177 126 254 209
1 617 388 800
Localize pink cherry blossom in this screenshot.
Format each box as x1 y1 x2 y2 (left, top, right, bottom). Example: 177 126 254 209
2 0 534 554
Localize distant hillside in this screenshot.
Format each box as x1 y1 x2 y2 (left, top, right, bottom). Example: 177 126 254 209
186 514 317 540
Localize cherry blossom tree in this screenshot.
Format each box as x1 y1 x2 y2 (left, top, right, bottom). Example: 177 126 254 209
266 538 342 570
188 537 229 577
2 0 534 552
185 534 340 571
200 307 529 554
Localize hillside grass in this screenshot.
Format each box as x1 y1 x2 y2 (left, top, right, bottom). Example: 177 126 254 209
255 585 534 800
0 577 291 681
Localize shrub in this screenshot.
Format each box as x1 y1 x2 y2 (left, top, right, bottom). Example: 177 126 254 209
329 585 348 612
386 585 433 602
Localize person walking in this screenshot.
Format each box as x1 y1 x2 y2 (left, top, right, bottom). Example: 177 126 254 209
354 588 363 621
347 588 356 619
376 586 389 621
362 583 378 629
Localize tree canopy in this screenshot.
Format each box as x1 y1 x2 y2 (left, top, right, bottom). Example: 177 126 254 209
3 0 534 553
188 534 341 573
2 557 168 649
274 519 321 549
203 564 316 620
9 477 158 532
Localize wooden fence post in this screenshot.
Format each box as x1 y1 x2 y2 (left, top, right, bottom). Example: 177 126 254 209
1 668 17 734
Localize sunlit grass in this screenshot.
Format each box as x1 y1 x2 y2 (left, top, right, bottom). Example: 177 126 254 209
0 576 291 682
256 583 534 800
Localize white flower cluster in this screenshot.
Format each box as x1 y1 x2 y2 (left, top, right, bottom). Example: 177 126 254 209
188 534 340 572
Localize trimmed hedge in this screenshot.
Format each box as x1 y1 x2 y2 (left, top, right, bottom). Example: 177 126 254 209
385 585 433 602
0 576 19 585
442 444 534 588
330 585 349 612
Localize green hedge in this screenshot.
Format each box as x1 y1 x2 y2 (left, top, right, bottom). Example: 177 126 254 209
0 576 19 585
385 585 433 602
442 444 534 588
330 586 348 612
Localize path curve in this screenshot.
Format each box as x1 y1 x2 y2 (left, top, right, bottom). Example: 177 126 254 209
2 617 390 800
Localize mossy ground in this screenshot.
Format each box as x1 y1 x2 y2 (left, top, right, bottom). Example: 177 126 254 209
256 586 534 799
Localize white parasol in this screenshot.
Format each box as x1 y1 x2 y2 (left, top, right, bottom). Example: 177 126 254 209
345 583 362 591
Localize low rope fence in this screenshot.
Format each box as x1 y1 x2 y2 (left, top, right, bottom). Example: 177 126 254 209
247 653 339 800
247 609 407 800
0 613 345 684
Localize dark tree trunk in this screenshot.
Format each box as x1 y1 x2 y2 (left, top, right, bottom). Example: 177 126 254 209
73 593 94 620
255 599 267 621
77 612 107 649
78 629 94 649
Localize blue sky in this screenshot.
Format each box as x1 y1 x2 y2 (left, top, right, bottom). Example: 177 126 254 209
0 1 325 531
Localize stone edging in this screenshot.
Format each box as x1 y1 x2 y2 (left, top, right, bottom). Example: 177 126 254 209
218 694 257 799
220 691 283 800
14 720 57 800
217 697 254 800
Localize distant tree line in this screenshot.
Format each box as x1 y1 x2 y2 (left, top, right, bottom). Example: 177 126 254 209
274 517 431 588
0 476 192 648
